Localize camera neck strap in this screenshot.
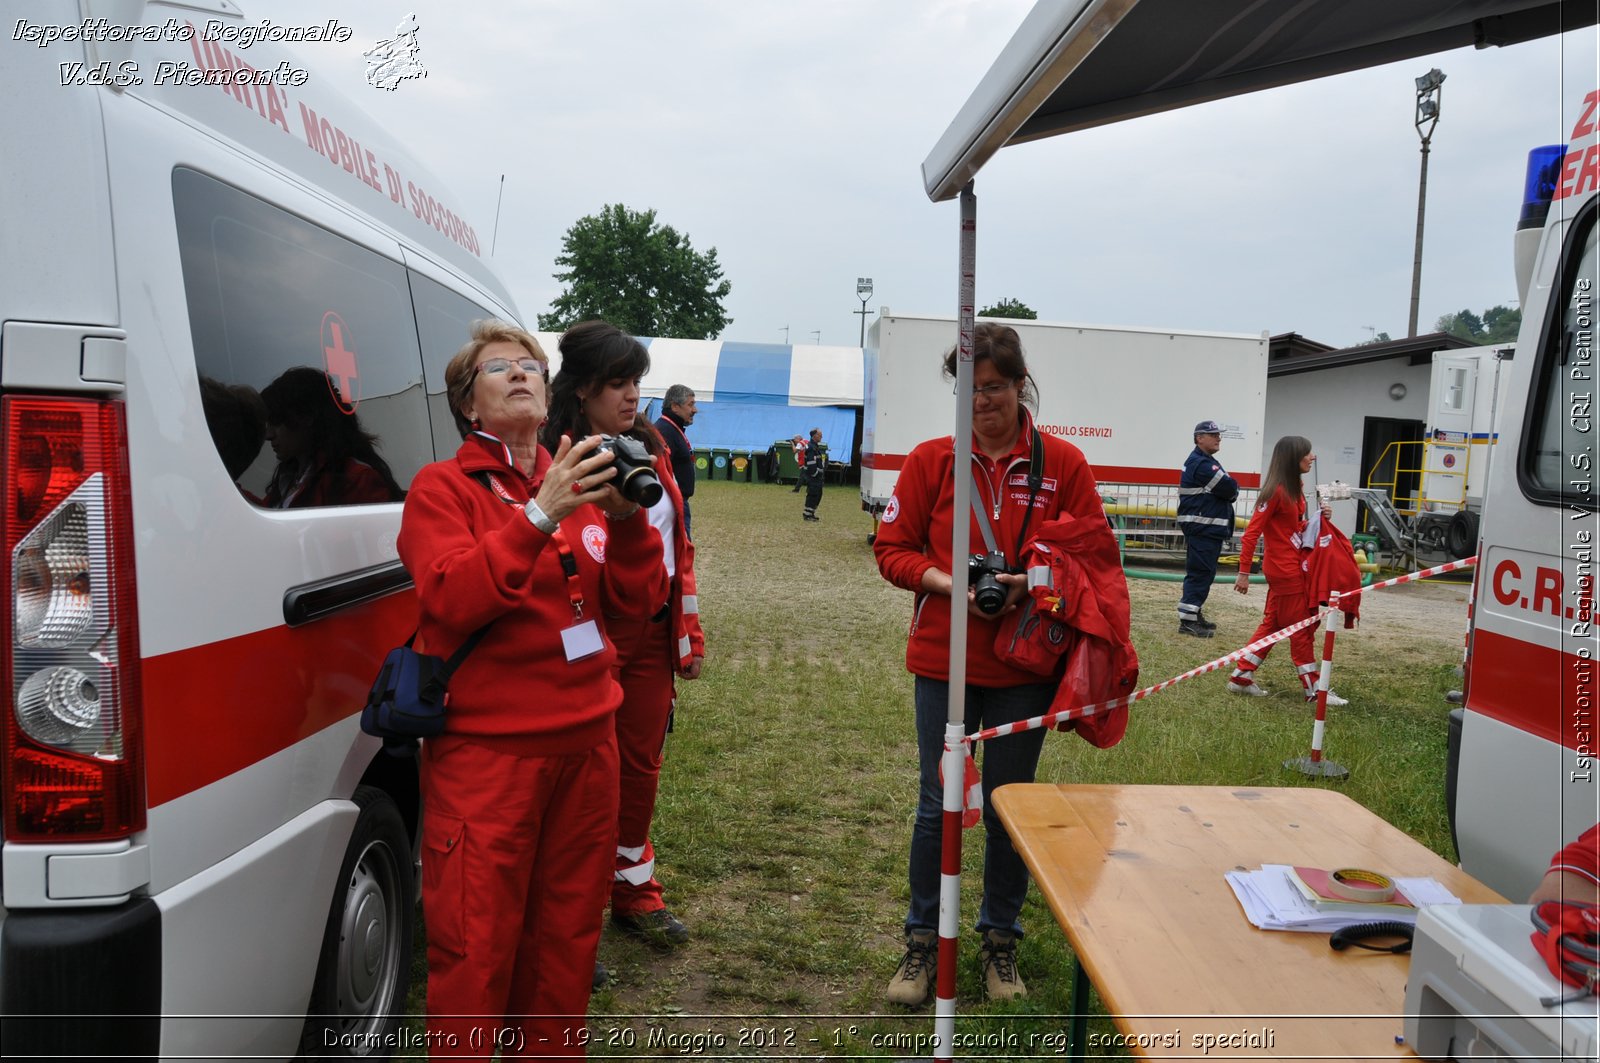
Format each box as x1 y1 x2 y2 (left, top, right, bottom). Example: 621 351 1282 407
969 428 1045 562
475 471 589 620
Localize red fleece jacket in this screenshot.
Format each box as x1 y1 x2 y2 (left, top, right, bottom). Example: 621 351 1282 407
397 435 667 752
1022 513 1139 748
874 413 1104 687
1238 486 1308 582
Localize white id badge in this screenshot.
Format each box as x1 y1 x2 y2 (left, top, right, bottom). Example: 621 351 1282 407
561 618 605 662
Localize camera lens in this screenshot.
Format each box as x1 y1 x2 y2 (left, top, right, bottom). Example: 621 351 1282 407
619 467 663 507
973 577 1006 615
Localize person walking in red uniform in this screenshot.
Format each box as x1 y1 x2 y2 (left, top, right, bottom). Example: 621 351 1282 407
1228 435 1344 704
542 321 705 955
398 320 666 1057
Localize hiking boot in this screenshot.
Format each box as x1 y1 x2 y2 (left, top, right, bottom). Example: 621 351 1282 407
593 960 608 990
1196 612 1218 630
1307 690 1349 707
612 908 689 947
1227 679 1270 697
978 929 1026 1001
886 929 937 1006
1178 619 1214 638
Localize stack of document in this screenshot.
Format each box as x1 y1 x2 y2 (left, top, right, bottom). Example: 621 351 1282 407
1225 864 1462 933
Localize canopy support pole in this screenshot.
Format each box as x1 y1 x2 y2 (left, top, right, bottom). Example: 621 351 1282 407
932 180 978 1063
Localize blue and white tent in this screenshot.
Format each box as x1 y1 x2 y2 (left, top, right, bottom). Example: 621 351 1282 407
535 334 864 460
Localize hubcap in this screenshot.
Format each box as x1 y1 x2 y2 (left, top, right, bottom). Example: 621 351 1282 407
336 838 403 1039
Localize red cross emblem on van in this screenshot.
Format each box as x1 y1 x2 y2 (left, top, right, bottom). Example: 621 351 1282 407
321 311 360 412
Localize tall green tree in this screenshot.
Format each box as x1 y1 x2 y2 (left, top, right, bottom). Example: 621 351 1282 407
1435 304 1521 345
537 204 732 339
978 297 1038 320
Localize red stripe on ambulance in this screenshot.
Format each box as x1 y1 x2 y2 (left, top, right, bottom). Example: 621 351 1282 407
142 592 416 807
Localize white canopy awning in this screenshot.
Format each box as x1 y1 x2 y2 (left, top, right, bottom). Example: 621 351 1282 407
923 0 1595 202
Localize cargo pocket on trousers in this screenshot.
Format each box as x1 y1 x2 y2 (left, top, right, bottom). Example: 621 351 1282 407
421 811 467 958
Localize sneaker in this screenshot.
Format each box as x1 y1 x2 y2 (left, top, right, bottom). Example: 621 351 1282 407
612 908 689 947
593 960 608 990
1307 690 1349 707
886 929 937 1006
978 929 1026 1001
1227 679 1270 697
1177 619 1214 638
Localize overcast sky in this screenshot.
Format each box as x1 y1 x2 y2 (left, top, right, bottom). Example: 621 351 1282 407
268 1 1597 350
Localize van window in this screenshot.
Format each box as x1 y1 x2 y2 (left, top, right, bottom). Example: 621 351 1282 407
410 270 499 459
174 168 429 507
1524 206 1598 507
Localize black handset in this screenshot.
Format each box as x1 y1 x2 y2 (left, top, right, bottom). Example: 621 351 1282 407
1329 921 1415 953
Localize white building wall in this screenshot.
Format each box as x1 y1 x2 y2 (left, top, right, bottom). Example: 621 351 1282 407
1261 358 1432 529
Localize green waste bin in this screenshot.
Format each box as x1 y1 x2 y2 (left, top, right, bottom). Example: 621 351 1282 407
773 439 799 483
693 448 712 481
712 448 732 481
731 451 753 482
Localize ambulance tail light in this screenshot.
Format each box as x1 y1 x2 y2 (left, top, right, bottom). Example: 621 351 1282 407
1516 144 1566 305
2 397 145 841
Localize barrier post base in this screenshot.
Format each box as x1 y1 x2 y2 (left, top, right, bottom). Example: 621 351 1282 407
1283 755 1348 778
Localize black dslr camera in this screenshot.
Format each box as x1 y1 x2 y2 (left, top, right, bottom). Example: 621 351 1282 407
968 551 1011 615
597 434 664 507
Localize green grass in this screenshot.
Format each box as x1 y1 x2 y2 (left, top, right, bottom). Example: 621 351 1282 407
403 478 1468 1058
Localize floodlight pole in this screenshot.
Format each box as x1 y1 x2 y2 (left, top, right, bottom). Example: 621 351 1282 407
856 277 875 346
1408 69 1445 338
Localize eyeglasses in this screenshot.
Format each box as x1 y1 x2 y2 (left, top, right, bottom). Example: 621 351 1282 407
476 357 547 379
953 381 1015 401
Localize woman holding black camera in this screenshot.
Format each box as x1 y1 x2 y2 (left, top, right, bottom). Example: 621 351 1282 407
873 322 1106 1007
543 321 705 956
398 320 665 1054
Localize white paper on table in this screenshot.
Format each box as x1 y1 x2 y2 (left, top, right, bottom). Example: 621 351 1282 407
1224 866 1461 934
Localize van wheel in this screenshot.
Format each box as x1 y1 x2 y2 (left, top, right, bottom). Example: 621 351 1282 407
299 785 414 1058
1445 510 1480 560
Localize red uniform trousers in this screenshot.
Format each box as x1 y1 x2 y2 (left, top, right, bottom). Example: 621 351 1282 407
1230 574 1320 696
607 611 677 915
420 732 619 1059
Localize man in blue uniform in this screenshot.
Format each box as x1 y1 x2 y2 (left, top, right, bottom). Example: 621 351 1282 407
654 384 697 539
1175 419 1238 637
801 427 826 521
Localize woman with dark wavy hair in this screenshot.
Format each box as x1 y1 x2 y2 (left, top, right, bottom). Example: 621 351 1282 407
542 321 705 960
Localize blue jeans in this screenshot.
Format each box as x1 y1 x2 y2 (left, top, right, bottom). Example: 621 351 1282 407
906 676 1053 939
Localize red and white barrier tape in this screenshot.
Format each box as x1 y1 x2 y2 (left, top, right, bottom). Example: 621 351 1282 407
965 555 1477 745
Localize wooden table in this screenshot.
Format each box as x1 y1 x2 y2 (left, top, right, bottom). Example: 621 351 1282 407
992 784 1506 1060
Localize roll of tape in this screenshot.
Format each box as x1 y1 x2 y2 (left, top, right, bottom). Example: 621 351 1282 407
1328 867 1396 903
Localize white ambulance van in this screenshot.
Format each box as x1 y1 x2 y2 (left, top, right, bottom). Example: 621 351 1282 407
2 5 516 1058
1451 99 1599 901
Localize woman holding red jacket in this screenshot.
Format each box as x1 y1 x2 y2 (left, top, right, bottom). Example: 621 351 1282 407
1228 434 1342 704
542 321 706 953
873 323 1107 1006
397 320 666 1056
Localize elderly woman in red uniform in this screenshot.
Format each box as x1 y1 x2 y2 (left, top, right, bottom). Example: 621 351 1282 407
1228 434 1342 704
541 321 705 953
397 319 665 1056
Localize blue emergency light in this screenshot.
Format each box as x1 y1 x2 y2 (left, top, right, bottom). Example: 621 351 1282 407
1519 144 1566 230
